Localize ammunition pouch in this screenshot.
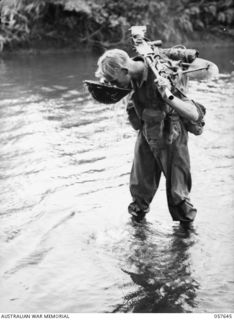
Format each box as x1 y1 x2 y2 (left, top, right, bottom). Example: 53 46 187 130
164 113 181 144
183 119 205 135
182 101 206 136
142 109 166 147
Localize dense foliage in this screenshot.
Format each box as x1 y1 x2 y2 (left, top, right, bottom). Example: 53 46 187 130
0 0 233 51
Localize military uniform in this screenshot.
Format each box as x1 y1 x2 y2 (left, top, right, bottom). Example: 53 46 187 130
127 57 205 222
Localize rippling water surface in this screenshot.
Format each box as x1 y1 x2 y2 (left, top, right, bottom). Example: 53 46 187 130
0 48 234 313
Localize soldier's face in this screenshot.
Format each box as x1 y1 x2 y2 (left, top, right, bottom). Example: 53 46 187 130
108 68 131 88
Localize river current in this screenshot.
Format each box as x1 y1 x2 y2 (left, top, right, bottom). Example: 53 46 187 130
0 47 234 313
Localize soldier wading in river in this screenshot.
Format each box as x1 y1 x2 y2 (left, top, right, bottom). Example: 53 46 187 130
95 46 218 227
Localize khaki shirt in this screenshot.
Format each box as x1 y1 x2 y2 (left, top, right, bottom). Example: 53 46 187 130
128 57 205 140
130 56 185 118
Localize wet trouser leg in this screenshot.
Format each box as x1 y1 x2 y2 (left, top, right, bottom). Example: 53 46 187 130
153 128 197 222
129 128 197 221
130 128 197 222
129 131 161 211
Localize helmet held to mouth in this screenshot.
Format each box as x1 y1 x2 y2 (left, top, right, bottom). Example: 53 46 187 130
83 80 131 104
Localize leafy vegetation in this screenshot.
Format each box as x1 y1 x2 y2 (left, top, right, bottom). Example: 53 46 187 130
0 0 233 52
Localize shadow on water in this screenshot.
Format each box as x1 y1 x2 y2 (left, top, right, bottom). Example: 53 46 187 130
114 221 199 313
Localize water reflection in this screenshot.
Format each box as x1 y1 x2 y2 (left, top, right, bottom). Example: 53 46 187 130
117 222 199 313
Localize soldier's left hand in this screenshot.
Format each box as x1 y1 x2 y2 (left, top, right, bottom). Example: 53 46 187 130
154 75 172 98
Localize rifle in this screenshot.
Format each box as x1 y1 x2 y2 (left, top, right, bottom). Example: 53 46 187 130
130 26 209 101
84 26 209 104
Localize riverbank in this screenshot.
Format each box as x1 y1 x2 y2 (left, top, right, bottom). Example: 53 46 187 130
1 32 234 57
1 0 234 56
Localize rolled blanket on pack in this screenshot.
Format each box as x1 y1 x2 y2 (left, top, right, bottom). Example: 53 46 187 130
160 46 199 64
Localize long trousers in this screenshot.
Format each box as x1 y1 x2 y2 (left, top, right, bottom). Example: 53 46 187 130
129 129 197 222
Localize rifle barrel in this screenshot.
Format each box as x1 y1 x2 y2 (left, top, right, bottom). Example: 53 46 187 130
182 66 209 75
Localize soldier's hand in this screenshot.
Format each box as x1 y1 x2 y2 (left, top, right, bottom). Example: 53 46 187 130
100 77 109 84
154 76 172 98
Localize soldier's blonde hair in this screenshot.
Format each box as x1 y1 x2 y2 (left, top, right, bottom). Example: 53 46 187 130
95 49 130 80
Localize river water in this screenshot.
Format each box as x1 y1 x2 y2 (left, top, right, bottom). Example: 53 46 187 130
0 46 234 313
